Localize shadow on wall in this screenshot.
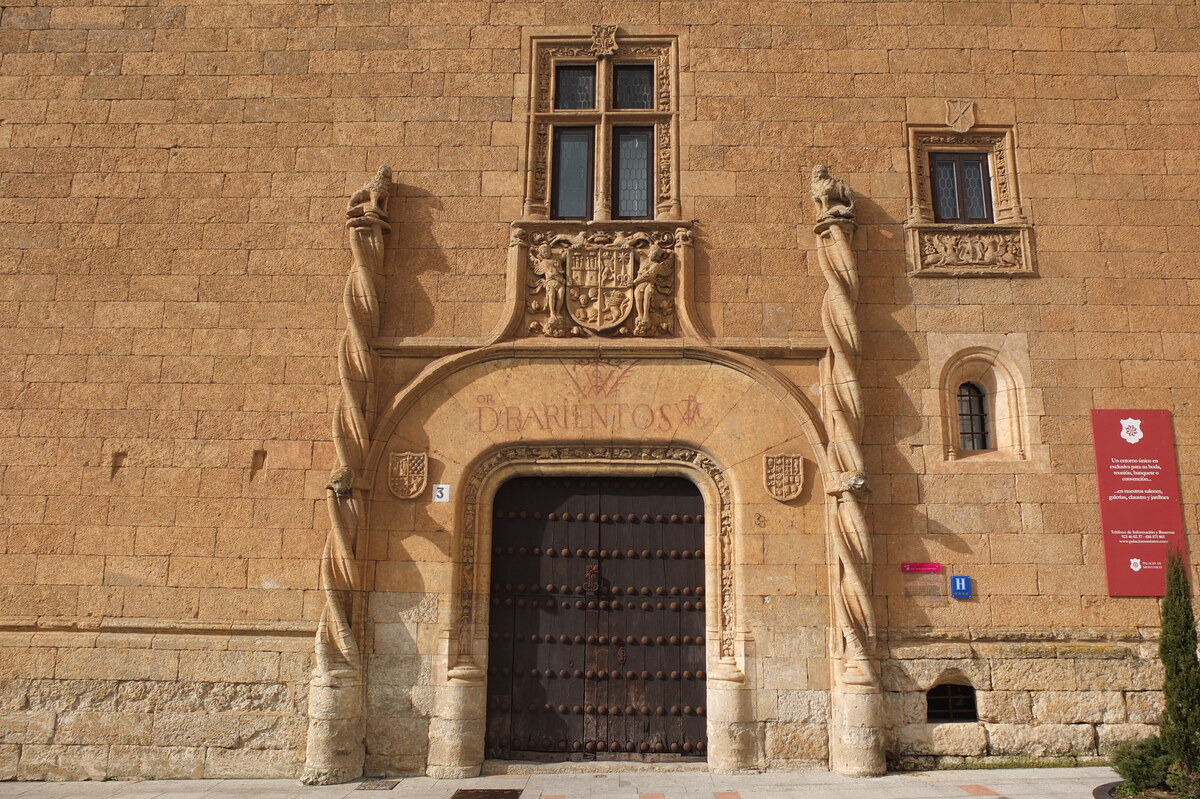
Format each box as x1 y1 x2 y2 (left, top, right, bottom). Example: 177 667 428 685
377 184 448 338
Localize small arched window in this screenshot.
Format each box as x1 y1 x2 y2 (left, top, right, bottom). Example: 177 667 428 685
956 382 989 451
926 683 978 723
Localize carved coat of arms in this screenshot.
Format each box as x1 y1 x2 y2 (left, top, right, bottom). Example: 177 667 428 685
388 451 428 499
522 229 678 338
945 99 976 133
567 246 637 332
764 454 806 502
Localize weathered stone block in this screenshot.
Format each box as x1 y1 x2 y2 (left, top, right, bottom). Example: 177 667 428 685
106 745 205 779
985 723 1096 756
17 743 109 781
765 721 828 760
891 722 987 756
1031 690 1126 724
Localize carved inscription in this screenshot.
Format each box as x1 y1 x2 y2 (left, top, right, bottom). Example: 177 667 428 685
475 395 705 435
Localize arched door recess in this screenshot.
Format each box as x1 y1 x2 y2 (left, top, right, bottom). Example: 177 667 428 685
426 443 757 778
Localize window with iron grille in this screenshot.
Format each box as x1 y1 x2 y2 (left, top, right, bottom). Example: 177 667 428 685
926 684 978 723
956 382 989 451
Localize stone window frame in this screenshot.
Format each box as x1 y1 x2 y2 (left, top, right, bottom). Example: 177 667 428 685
938 347 1027 463
522 28 682 223
904 124 1036 278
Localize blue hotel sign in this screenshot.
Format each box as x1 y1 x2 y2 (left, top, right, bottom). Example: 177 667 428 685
950 576 973 599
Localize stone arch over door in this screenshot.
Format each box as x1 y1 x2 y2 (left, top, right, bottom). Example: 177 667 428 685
359 349 835 777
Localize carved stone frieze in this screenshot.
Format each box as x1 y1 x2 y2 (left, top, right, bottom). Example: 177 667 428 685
512 222 691 338
908 224 1035 277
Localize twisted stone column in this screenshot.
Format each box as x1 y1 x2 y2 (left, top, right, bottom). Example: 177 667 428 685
302 165 392 785
811 165 884 776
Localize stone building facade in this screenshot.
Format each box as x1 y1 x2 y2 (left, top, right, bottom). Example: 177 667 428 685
1 0 1198 782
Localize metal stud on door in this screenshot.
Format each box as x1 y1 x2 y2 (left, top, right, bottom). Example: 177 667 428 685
485 476 706 760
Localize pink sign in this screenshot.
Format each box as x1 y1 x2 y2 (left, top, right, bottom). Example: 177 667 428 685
901 562 942 574
1091 409 1187 597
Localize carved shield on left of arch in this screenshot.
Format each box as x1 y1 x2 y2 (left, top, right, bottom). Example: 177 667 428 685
764 454 805 502
388 451 428 499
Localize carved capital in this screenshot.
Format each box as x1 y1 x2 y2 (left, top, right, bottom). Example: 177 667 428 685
811 164 856 226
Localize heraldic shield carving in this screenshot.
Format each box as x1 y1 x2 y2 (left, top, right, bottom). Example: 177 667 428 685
518 225 684 338
388 451 428 499
764 454 806 502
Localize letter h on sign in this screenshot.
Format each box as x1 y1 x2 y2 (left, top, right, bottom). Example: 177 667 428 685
950 576 972 599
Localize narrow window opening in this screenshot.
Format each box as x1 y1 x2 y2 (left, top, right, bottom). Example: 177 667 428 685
613 64 654 109
927 683 978 723
957 382 989 451
551 127 594 220
554 64 595 110
612 126 652 219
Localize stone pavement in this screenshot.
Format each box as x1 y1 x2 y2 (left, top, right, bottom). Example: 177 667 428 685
0 766 1118 799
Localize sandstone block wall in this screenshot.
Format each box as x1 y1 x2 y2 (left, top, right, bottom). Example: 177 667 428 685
1 0 1198 779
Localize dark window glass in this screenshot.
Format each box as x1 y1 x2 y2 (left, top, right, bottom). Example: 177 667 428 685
614 64 654 109
930 153 994 223
551 127 593 219
957 382 989 451
927 684 978 723
612 127 652 219
554 64 595 110
934 159 959 220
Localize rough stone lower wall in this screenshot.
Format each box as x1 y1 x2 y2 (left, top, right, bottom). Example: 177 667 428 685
0 629 312 780
882 638 1163 769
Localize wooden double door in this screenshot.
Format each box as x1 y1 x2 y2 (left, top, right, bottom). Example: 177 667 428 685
485 476 707 760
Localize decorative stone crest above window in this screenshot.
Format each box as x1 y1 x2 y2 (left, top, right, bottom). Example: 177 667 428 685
905 103 1036 278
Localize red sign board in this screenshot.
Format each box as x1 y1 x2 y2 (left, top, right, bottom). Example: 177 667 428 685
1091 409 1187 596
901 562 942 574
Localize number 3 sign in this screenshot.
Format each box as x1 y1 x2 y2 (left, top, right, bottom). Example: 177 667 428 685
432 484 450 503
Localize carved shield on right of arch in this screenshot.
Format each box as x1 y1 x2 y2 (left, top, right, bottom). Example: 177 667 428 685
764 454 805 502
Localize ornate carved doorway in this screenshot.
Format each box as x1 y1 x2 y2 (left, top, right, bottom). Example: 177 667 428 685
484 475 707 761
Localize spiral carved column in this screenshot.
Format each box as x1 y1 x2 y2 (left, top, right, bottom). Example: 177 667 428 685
302 165 392 785
811 165 884 776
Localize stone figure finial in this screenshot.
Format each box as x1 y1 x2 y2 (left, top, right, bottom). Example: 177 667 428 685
347 164 392 223
811 164 855 224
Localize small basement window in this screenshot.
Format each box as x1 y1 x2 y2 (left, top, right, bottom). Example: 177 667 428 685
926 683 978 722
